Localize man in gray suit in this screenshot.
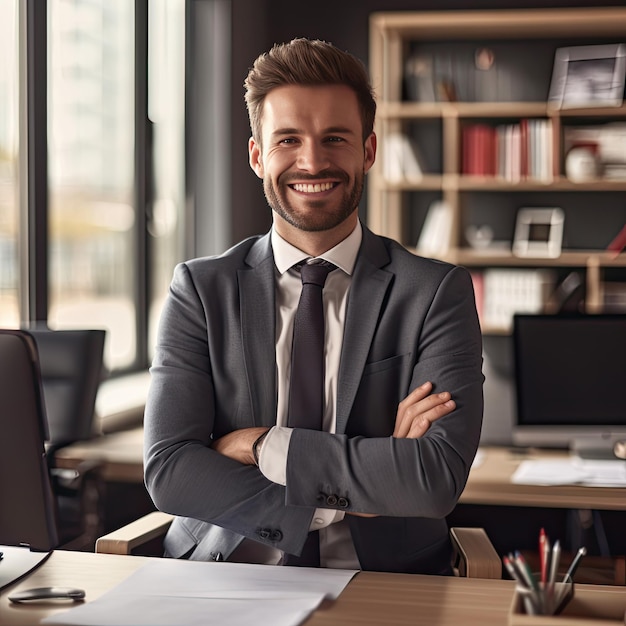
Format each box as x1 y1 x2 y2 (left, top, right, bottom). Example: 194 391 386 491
144 38 484 574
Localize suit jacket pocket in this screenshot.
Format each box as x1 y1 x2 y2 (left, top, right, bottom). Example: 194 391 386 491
346 353 411 437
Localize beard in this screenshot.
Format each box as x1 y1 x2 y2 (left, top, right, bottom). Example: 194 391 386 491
263 168 365 232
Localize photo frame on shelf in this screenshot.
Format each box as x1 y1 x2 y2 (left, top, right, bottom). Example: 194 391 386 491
548 43 626 109
513 207 564 258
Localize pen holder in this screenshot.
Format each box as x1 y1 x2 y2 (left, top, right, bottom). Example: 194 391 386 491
508 582 626 626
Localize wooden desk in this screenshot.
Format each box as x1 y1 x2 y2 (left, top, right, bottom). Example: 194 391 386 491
54 428 144 483
461 447 626 511
55 433 626 512
0 550 515 625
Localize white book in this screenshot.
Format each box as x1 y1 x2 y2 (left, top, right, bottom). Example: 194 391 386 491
383 132 423 182
416 200 452 258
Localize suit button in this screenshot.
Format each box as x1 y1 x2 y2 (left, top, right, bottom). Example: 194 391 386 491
257 528 271 539
270 530 283 542
337 497 349 508
209 552 223 561
326 495 338 506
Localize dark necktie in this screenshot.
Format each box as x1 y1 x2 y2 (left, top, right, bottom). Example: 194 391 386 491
287 260 334 431
285 259 334 568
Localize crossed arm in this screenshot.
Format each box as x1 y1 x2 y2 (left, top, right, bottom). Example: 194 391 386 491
211 380 454 465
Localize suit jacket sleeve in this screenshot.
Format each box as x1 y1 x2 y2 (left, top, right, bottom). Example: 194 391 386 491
143 260 313 556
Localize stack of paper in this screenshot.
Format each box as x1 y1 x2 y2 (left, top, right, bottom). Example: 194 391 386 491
43 560 357 626
512 458 626 487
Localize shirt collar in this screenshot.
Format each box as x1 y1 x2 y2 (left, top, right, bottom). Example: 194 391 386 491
271 220 362 276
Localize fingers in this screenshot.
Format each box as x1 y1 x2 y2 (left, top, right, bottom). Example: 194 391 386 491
393 382 456 439
406 397 455 438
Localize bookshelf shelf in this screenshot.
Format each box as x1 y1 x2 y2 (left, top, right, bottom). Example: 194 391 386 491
368 7 626 331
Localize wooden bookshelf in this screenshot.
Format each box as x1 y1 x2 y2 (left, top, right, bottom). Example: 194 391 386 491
368 8 626 333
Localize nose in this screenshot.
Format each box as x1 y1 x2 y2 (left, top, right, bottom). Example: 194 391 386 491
296 140 330 174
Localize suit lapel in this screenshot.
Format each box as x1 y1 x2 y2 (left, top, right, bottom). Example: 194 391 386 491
238 234 277 427
336 229 392 434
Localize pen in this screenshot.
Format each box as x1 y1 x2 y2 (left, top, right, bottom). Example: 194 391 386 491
547 539 561 613
515 551 539 592
548 540 560 586
506 554 541 615
563 546 587 583
503 554 525 584
539 528 550 585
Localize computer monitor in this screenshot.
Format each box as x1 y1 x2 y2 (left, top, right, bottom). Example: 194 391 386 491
512 313 626 456
0 329 59 589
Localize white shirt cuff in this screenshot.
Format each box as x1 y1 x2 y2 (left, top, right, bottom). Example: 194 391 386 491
258 426 292 485
258 426 346 531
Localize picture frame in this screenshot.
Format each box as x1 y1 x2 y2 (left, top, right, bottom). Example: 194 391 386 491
513 207 564 258
548 44 626 109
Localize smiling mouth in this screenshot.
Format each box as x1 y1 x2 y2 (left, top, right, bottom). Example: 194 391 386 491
290 182 337 193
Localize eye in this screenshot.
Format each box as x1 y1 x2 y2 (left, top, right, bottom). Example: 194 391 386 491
279 137 298 145
326 136 345 143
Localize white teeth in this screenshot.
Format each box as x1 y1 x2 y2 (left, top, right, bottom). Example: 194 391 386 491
292 182 334 193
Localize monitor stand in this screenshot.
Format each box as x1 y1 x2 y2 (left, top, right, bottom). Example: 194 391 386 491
0 545 51 591
570 436 621 460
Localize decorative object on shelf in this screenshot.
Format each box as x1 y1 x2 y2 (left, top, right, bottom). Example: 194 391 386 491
474 47 495 71
548 43 626 109
565 144 601 182
513 207 564 259
405 53 436 103
607 222 626 258
563 122 626 180
465 225 494 250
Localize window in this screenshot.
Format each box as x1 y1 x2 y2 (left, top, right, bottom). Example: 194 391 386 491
48 0 137 370
1 0 186 374
0 0 20 328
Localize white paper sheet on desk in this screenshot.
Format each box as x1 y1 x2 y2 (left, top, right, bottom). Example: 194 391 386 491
42 559 357 626
512 458 626 487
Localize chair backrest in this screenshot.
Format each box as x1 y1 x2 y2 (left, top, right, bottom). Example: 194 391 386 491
0 329 59 551
25 327 106 447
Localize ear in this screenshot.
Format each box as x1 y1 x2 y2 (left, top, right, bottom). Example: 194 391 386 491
248 136 264 178
363 132 377 174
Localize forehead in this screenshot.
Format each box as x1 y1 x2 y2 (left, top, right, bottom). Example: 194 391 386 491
261 84 361 135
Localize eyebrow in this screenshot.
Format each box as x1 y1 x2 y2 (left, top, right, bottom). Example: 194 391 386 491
271 126 357 138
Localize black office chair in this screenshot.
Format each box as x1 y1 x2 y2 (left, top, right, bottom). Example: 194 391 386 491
25 326 107 550
0 329 59 589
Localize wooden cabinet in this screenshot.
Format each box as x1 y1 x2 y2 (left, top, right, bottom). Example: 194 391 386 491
368 8 626 333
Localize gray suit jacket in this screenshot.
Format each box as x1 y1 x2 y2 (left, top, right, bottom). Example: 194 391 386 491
144 225 484 574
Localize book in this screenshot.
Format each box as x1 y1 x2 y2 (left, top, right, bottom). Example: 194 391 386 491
462 124 496 176
416 200 453 258
383 132 424 182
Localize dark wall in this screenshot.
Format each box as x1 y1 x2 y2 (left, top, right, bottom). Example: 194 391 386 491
228 0 624 244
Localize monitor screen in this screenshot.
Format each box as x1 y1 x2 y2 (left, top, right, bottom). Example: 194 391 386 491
512 314 626 451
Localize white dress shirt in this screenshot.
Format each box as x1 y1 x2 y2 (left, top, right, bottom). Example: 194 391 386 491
229 221 362 569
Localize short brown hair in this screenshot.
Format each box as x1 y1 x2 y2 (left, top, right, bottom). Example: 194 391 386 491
244 38 376 145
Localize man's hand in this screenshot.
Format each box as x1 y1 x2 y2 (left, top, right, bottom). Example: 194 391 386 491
393 381 455 439
211 426 269 465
